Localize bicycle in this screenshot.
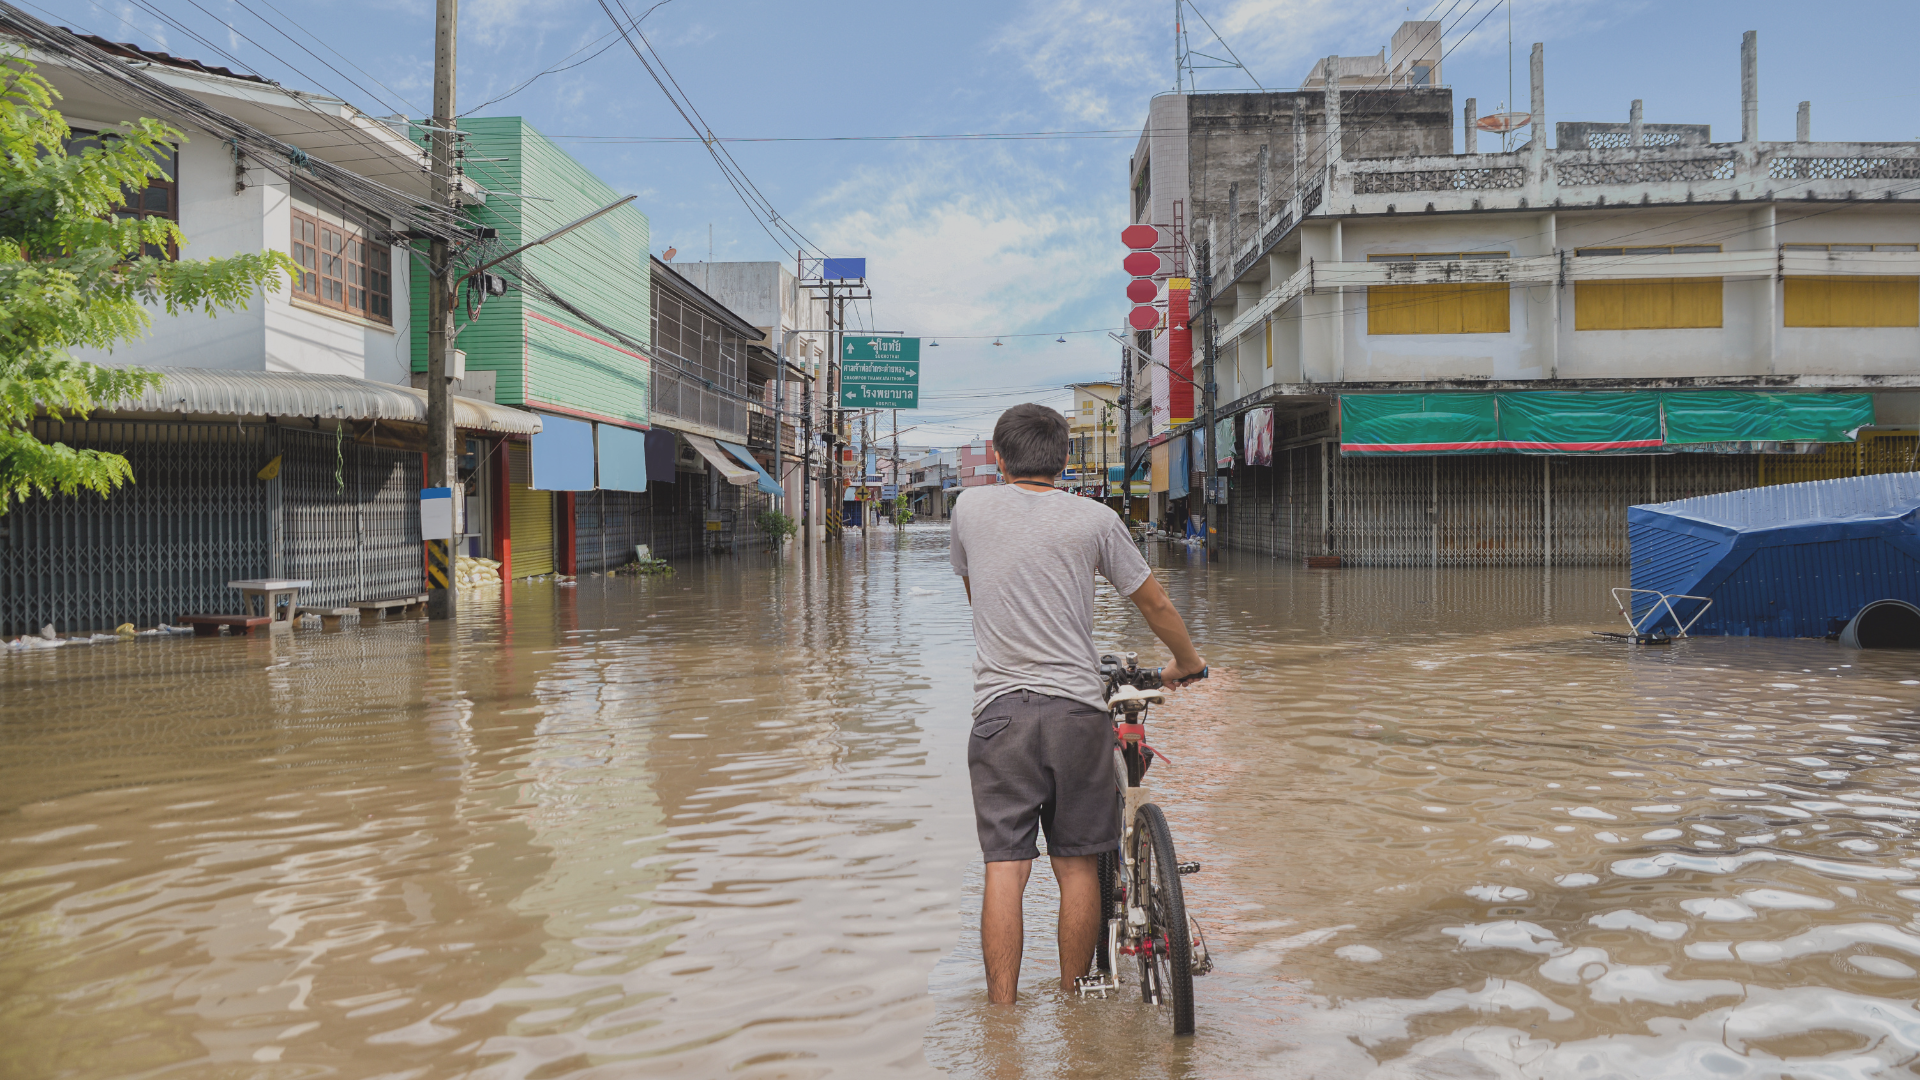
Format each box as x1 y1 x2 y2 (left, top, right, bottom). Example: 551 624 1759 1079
1075 651 1212 1036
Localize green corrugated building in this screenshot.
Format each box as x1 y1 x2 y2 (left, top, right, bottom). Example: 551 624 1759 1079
410 117 651 428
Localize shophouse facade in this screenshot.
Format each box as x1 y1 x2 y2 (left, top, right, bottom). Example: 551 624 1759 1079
666 261 827 533
1133 28 1919 565
0 16 542 634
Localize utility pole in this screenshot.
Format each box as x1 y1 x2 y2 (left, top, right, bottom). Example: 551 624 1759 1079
799 269 869 541
1101 402 1111 505
891 407 899 527
425 0 459 620
1119 341 1132 521
828 294 841 537
859 408 870 535
1201 261 1219 555
796 251 813 541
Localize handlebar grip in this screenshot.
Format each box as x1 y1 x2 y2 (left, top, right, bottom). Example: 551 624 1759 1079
1147 666 1208 685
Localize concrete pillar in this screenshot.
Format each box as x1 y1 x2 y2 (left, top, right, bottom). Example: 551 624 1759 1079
1227 181 1240 262
1796 100 1810 143
1464 98 1477 153
1741 30 1759 143
1629 99 1643 147
1324 56 1342 167
1292 100 1305 202
1207 217 1219 283
1528 42 1545 167
1257 144 1270 223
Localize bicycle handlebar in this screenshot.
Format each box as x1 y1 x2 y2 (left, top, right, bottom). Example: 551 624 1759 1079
1099 652 1209 693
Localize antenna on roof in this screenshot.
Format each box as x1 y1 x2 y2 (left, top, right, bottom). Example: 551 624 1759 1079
1174 0 1263 93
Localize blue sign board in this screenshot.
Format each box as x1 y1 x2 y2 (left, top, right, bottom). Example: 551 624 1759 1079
823 257 866 281
881 484 898 500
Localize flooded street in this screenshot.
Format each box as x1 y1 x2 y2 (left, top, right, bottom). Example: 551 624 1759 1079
5 525 1920 1079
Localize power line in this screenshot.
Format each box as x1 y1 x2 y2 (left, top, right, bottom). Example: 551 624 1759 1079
613 0 827 259
456 2 683 118
223 0 425 117
0 5 472 241
595 0 826 262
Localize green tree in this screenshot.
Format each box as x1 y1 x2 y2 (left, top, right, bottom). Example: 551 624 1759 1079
0 57 295 510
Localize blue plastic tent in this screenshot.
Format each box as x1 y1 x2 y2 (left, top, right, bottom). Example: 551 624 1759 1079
1627 472 1920 637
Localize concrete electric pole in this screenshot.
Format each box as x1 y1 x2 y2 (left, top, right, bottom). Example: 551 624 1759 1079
425 0 460 620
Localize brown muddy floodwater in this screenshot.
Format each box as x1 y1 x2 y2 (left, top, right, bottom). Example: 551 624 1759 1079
4 526 1920 1079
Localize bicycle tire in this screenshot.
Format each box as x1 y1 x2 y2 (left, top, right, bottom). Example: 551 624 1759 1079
1130 802 1195 1035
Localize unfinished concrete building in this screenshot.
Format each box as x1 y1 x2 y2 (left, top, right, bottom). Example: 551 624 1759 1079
1130 29 1919 566
1124 22 1454 509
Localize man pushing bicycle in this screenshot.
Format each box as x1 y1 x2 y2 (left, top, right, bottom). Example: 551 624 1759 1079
950 403 1206 1004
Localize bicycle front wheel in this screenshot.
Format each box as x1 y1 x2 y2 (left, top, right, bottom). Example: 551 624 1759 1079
1129 802 1194 1035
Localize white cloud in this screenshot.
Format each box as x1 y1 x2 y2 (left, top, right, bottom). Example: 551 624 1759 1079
803 146 1115 439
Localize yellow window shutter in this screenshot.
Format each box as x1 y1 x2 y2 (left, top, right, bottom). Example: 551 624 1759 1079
1786 276 1918 327
1462 282 1510 333
1576 278 1721 329
1368 283 1510 335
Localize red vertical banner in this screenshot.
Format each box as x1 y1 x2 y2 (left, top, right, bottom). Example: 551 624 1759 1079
1167 277 1194 426
491 437 513 585
558 491 578 575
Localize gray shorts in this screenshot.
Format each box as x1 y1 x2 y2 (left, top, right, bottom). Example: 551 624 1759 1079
967 690 1120 862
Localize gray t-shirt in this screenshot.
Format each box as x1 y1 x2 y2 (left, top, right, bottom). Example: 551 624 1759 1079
950 484 1153 717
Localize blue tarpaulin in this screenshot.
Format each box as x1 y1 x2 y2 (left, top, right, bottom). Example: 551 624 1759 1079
597 424 648 492
531 413 596 490
1168 435 1190 500
720 441 783 498
1628 472 1920 637
645 428 677 483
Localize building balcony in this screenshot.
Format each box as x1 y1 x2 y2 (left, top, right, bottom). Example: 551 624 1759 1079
1213 141 1920 291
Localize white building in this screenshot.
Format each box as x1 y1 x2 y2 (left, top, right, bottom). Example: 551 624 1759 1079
28 31 473 384
1174 31 1920 565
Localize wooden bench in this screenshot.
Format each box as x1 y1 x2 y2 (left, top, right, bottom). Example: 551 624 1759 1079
179 614 275 637
295 606 356 630
354 594 428 620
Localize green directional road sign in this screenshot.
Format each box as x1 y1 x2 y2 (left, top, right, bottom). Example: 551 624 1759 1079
840 336 921 408
841 360 919 408
841 335 920 364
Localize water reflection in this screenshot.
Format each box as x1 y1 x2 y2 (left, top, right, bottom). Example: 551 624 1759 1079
1 530 1917 1078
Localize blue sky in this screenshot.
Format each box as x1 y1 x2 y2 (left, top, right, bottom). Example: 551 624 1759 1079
39 0 1920 444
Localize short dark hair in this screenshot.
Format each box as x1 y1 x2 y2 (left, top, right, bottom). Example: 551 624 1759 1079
992 403 1070 480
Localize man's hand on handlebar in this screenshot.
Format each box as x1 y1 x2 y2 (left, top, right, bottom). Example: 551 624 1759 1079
1161 656 1208 688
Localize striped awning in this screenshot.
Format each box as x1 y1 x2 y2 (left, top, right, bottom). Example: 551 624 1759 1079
112 367 543 435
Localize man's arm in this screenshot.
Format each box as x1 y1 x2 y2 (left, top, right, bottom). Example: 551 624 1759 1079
1127 575 1205 686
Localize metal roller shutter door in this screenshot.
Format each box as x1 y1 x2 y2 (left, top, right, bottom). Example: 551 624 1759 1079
507 443 554 577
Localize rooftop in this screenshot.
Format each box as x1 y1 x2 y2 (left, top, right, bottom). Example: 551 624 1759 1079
65 30 272 85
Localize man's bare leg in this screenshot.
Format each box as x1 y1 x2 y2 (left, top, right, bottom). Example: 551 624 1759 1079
982 859 1033 1003
1052 853 1102 987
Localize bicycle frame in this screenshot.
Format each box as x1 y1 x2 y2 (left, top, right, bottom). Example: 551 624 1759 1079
1078 651 1211 1021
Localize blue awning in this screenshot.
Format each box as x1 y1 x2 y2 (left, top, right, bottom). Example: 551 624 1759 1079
531 413 596 491
719 441 783 498
597 423 648 492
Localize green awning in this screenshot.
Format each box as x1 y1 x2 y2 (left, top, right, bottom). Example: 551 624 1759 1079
1498 392 1663 453
1662 391 1877 444
1340 394 1499 454
1339 391 1876 456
